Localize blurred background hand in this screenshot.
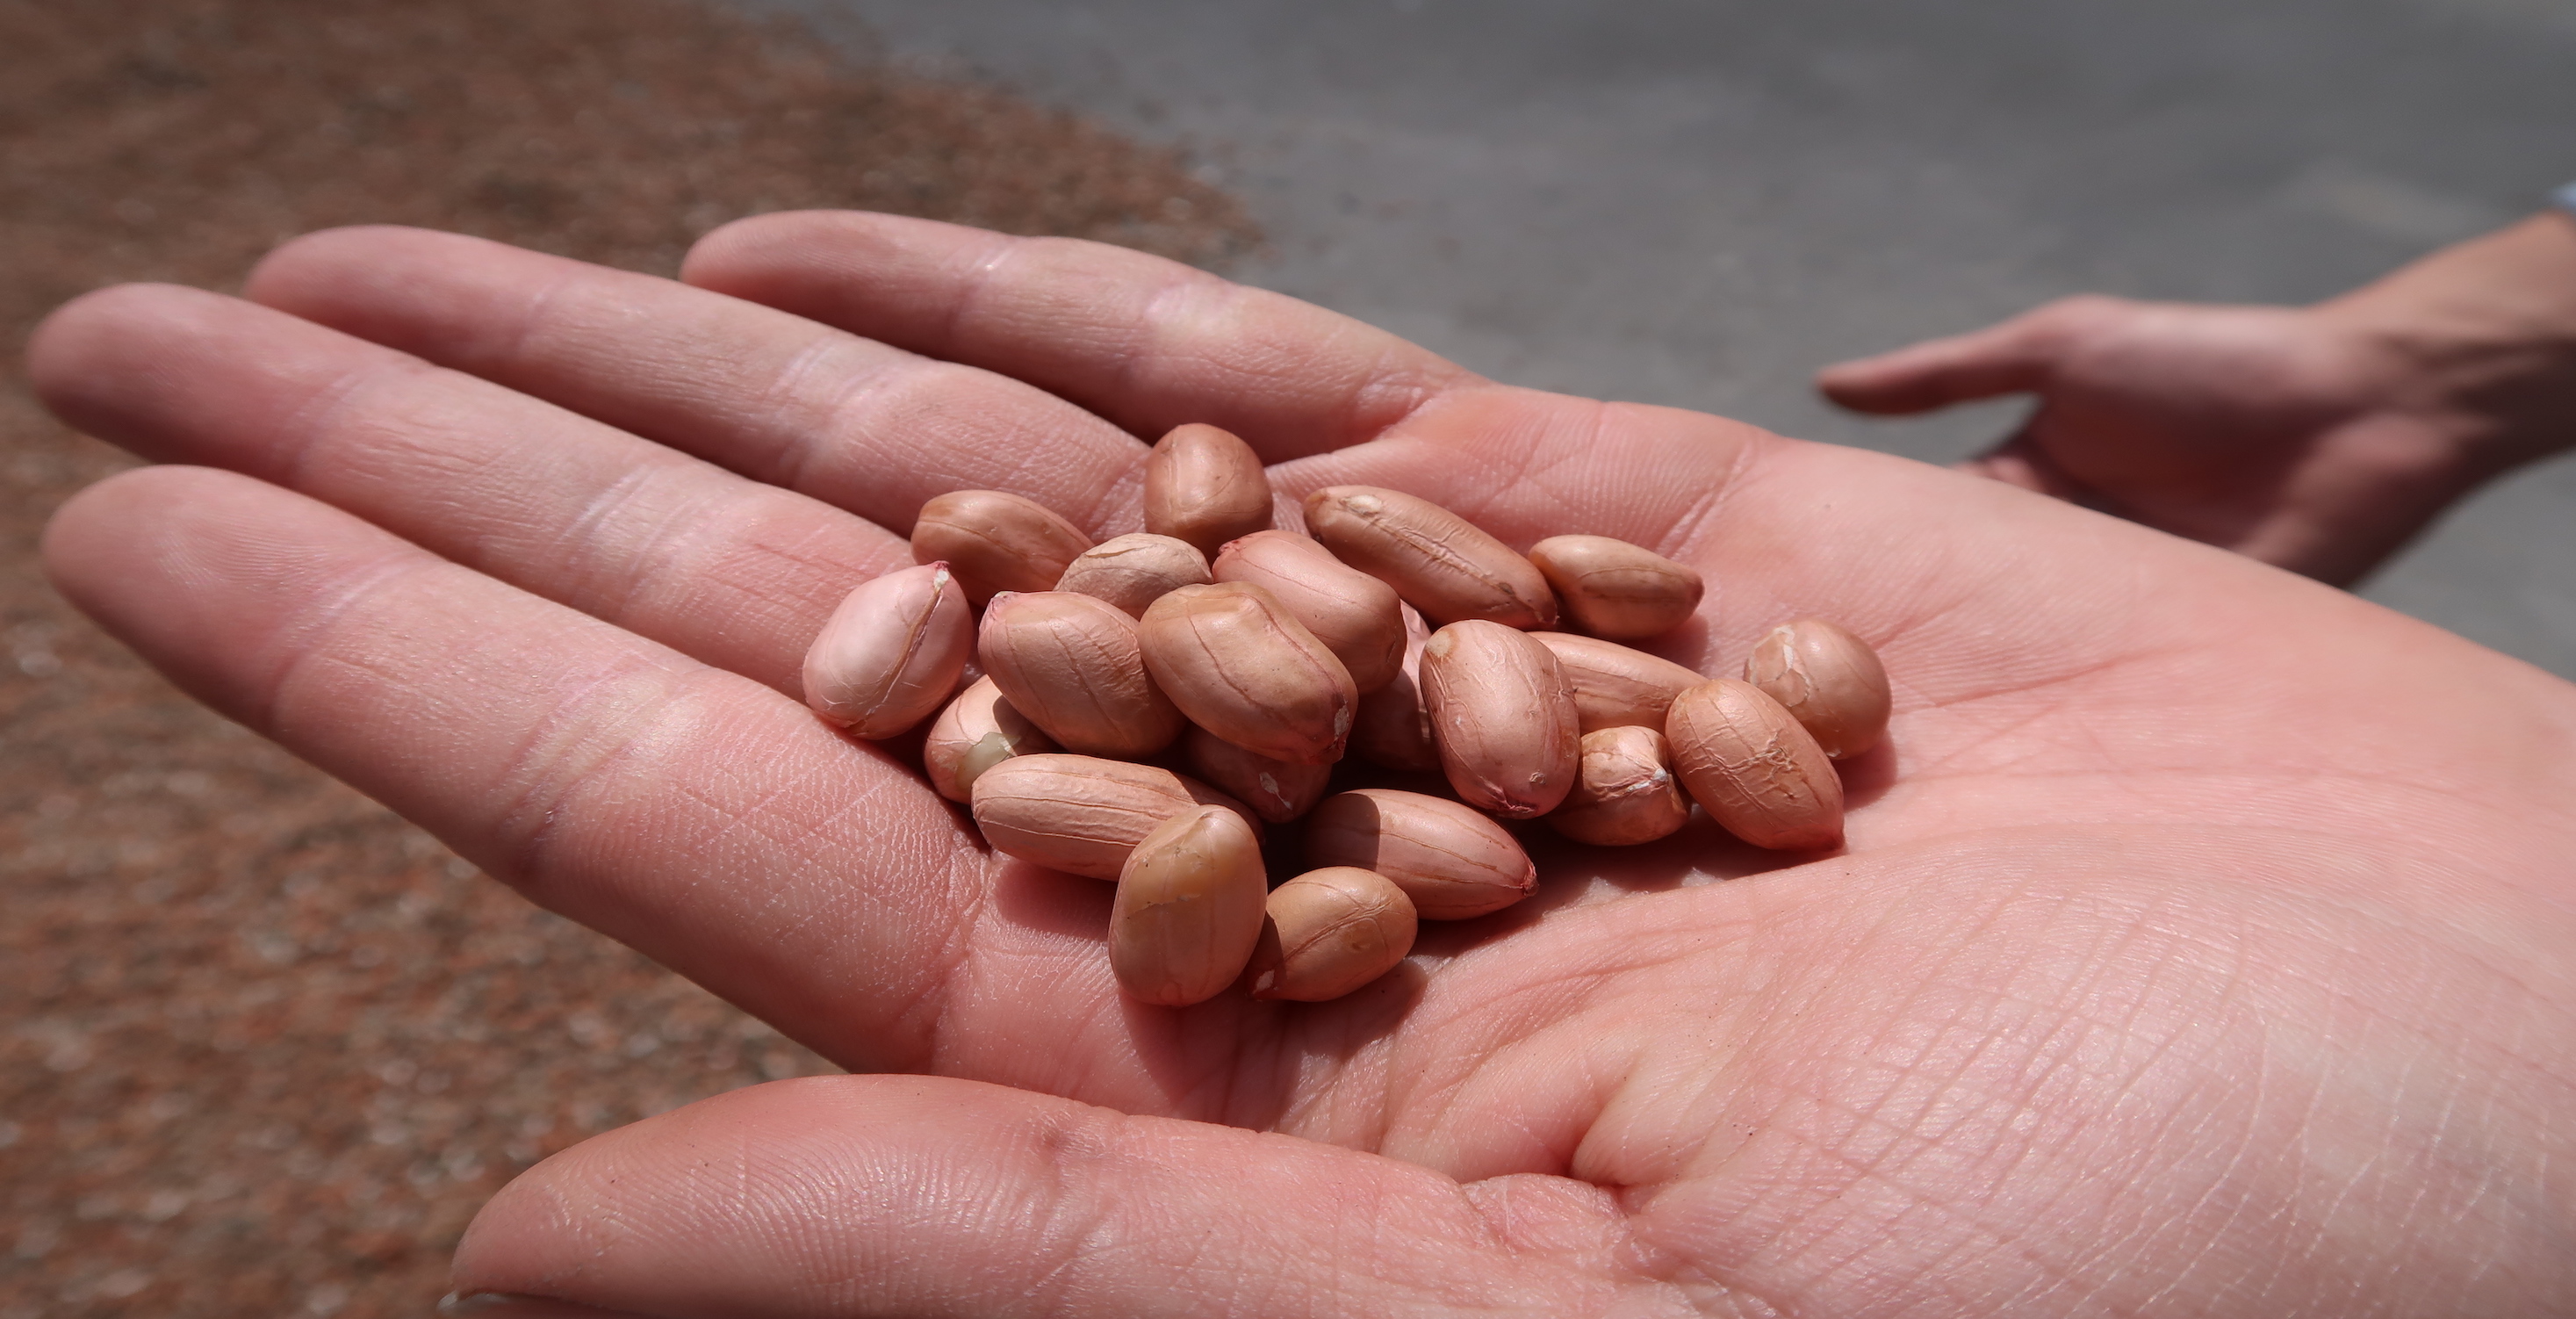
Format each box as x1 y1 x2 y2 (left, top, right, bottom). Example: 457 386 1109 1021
1818 213 2576 586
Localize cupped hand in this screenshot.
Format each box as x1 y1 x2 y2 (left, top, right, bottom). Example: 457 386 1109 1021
32 215 2576 1317
1818 294 2500 587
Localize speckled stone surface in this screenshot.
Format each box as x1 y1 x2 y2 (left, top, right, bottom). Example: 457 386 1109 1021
0 3 1258 1313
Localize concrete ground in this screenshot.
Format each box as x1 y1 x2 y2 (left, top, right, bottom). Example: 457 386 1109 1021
774 0 2576 677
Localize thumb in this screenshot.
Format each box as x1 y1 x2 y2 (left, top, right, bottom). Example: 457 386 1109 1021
451 1074 1666 1318
1817 297 2121 414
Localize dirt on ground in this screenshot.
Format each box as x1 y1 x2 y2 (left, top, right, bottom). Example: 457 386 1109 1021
0 3 1257 1314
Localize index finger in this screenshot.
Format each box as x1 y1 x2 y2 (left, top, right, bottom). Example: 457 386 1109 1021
681 211 1478 462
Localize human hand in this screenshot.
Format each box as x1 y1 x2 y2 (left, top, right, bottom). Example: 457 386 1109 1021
32 215 2576 1317
1817 214 2576 587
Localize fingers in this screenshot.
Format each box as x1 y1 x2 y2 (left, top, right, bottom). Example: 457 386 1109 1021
1816 296 2127 414
28 283 901 695
243 226 1151 537
681 210 1479 462
452 1075 1659 1319
43 467 977 1072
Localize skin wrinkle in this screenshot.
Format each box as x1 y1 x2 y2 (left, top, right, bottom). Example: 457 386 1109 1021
738 512 908 586
1646 429 1759 571
1865 1150 2097 1313
756 330 896 492
1818 978 2047 1176
1457 397 1580 522
941 231 1044 378
1661 903 2144 1286
485 660 756 890
1125 269 1216 423
2040 886 2524 1308
1328 401 1530 514
1335 344 1475 458
1891 1026 2191 1281
900 839 1005 1074
1527 400 1631 536
461 239 585 381
1908 642 2179 729
543 458 719 620
248 344 428 492
2295 1017 2438 1249
1386 967 1699 1166
228 537 439 730
1659 1121 2034 1310
661 746 941 910
1017 1110 1164 1315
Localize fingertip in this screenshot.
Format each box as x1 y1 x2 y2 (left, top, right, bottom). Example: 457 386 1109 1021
673 209 790 290
27 284 214 419
244 224 392 299
43 465 205 580
41 466 271 619
245 223 480 299
245 226 538 343
41 465 427 732
680 209 980 294
1813 354 1934 414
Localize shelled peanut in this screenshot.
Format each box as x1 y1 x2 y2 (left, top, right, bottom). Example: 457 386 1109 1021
801 422 1894 1009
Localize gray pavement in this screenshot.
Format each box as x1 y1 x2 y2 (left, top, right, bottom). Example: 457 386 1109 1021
767 0 2576 677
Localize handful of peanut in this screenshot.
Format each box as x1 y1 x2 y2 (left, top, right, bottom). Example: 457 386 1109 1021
802 423 1891 1006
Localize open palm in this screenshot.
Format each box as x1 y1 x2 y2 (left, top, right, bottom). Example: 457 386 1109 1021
34 214 2576 1317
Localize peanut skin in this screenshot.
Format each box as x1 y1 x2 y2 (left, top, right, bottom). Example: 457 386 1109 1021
1212 530 1407 693
1419 621 1580 818
1301 486 1558 630
1548 725 1692 847
922 676 1056 803
1184 724 1333 824
1664 679 1844 851
1144 422 1274 557
1527 535 1705 639
978 591 1184 760
801 562 974 739
1247 867 1418 1002
1111 806 1270 1007
1529 632 1706 732
1054 533 1212 618
1304 789 1536 919
968 754 1257 880
1744 617 1891 759
1350 602 1439 772
1137 582 1356 765
911 489 1095 607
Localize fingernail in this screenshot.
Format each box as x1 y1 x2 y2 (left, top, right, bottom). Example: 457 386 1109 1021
437 1294 653 1319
